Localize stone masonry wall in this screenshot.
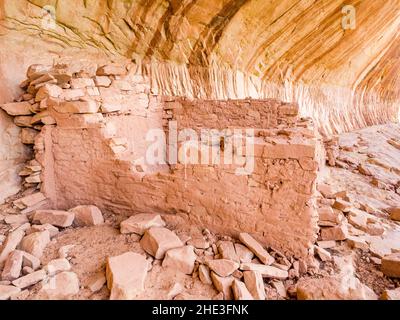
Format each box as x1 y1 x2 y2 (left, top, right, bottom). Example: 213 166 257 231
1 63 322 258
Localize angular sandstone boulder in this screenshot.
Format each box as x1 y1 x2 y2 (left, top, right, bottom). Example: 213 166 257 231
70 205 104 227
162 246 196 275
0 229 25 265
44 259 71 276
33 210 74 227
40 271 79 299
381 288 400 300
234 243 254 263
218 241 239 262
210 272 234 300
296 276 377 300
243 271 266 300
381 253 400 278
240 263 288 280
238 233 274 265
198 265 212 285
388 207 400 222
12 269 47 289
0 285 21 300
1 250 24 281
207 259 240 277
106 252 148 300
231 279 254 300
20 230 50 259
120 213 165 235
140 227 183 259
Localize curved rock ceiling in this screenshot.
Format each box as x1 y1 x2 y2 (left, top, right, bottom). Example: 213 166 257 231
0 0 399 134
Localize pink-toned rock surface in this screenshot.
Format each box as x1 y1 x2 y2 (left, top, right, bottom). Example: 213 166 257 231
26 75 321 258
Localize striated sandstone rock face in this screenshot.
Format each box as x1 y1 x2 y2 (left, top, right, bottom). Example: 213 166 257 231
0 0 399 135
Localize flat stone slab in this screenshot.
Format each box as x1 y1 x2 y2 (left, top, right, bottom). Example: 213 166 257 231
12 269 47 289
238 233 275 265
120 214 165 235
232 279 253 300
0 285 21 300
207 259 239 277
240 263 288 280
243 271 266 300
106 252 148 300
40 271 79 299
162 245 196 275
70 205 104 227
33 210 74 228
20 231 50 259
382 253 400 278
140 227 183 259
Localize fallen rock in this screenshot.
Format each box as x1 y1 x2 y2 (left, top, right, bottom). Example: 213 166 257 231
0 285 21 300
243 271 265 300
381 253 400 278
317 240 337 249
240 263 288 280
87 273 106 293
40 271 79 299
20 230 50 259
296 276 377 300
381 288 400 300
218 241 239 262
314 246 332 262
13 192 46 209
317 183 335 198
22 251 41 270
120 213 165 235
318 206 342 226
210 272 234 300
12 269 47 289
1 250 24 281
70 205 104 227
187 237 210 249
58 245 75 259
271 280 287 298
207 259 239 277
0 229 25 265
232 279 253 300
44 258 71 276
33 210 74 227
238 233 274 265
198 265 213 285
162 245 196 275
106 252 148 300
234 243 254 263
320 223 348 241
4 214 29 226
167 283 184 300
26 224 59 238
386 207 400 221
140 227 183 259
332 199 352 212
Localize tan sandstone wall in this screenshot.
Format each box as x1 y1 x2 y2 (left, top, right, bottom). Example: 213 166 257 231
1 63 322 257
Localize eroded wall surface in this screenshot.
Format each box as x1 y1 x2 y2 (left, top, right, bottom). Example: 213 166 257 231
0 64 323 257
